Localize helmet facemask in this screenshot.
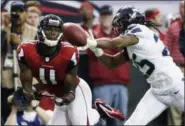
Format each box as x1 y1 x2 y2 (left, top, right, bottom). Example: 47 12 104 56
112 16 128 35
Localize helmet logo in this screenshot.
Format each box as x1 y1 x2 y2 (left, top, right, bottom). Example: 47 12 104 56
129 12 137 22
48 19 60 27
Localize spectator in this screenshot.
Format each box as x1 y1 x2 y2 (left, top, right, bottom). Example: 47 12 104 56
26 7 41 28
5 88 53 126
78 1 95 89
166 0 184 71
26 1 41 28
1 9 10 32
79 1 94 30
1 1 37 123
165 1 184 125
2 1 38 88
145 8 166 43
89 5 130 126
1 9 10 64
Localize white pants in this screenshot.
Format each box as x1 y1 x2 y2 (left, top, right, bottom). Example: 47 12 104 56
48 78 100 125
125 79 184 125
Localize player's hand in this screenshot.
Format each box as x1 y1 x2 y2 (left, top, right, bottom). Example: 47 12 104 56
31 100 40 108
23 89 35 101
77 30 97 51
54 91 75 106
86 30 104 57
87 29 97 49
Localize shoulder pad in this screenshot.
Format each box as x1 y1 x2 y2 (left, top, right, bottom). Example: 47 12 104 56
62 41 75 48
125 24 146 38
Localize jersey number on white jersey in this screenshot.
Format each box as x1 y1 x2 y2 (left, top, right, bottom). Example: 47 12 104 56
132 34 170 78
132 53 155 78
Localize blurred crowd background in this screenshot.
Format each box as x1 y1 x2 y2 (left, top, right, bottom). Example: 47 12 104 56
1 0 184 126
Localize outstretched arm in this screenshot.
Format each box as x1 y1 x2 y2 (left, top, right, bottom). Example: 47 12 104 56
89 34 138 50
87 32 132 69
97 50 128 69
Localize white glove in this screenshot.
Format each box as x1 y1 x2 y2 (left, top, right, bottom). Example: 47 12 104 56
77 30 97 51
87 30 104 57
78 30 104 57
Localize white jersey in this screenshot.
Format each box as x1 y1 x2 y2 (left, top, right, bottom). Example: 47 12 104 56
124 24 183 92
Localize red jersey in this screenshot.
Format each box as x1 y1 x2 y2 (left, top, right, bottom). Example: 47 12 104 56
165 18 184 65
87 25 130 85
17 41 79 97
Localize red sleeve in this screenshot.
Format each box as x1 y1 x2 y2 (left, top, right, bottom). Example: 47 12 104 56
66 48 79 73
71 48 79 66
17 44 28 66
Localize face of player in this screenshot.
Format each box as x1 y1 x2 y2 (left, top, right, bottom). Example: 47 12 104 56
100 14 113 29
112 17 124 35
26 11 40 27
180 1 184 18
43 26 62 40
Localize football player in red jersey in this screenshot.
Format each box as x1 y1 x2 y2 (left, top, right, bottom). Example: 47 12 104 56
17 14 124 125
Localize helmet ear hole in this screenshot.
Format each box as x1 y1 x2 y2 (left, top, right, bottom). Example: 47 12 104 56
37 28 45 42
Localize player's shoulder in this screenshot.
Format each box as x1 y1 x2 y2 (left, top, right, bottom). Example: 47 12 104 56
60 41 79 64
125 24 148 33
17 40 37 52
60 41 78 57
18 40 37 48
61 41 75 48
125 24 151 38
61 41 78 51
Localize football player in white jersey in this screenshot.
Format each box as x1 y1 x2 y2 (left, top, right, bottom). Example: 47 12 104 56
85 6 184 125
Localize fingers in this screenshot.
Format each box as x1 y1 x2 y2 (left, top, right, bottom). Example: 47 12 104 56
88 29 95 40
77 45 88 51
31 100 40 107
87 38 98 48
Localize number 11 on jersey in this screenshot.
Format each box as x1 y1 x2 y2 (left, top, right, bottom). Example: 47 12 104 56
39 68 57 85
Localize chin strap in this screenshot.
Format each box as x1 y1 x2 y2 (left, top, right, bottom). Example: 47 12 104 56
41 30 63 47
